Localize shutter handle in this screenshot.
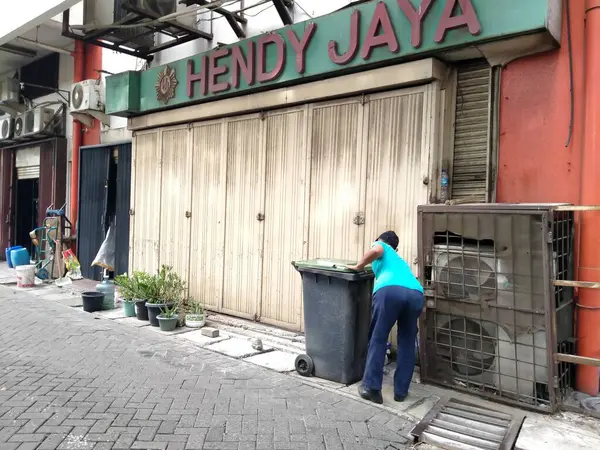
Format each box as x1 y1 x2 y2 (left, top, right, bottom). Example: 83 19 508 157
353 212 365 226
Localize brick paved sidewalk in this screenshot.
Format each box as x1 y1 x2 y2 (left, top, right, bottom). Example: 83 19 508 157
0 287 413 450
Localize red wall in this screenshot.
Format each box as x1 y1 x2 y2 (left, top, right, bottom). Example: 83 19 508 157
496 1 585 203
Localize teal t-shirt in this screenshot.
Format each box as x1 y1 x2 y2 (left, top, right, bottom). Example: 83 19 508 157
371 242 423 294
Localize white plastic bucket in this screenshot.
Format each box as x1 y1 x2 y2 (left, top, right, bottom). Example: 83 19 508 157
16 264 36 288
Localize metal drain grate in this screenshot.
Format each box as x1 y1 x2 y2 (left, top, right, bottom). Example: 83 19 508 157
410 397 525 450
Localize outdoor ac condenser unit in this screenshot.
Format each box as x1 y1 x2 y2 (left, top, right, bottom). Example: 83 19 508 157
0 115 14 141
22 107 54 137
0 78 20 103
70 80 104 113
418 203 575 412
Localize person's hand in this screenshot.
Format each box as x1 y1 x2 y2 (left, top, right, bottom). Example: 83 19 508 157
346 264 361 271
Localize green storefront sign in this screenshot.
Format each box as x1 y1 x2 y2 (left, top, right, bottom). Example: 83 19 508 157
106 0 559 117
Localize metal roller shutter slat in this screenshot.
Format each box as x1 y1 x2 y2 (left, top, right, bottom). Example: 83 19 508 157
452 61 491 202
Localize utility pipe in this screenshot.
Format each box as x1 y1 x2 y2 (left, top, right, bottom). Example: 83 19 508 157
15 37 74 57
577 0 600 396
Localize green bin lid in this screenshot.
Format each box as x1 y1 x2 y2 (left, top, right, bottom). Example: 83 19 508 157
292 258 372 273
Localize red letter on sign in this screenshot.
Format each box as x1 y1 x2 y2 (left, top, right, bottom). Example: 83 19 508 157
397 0 434 48
232 42 255 88
257 33 286 83
209 47 231 94
435 0 482 43
360 2 400 60
329 10 360 65
287 23 317 74
187 56 208 98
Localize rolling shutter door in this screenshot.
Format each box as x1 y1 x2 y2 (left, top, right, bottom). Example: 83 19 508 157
451 61 491 202
15 147 40 179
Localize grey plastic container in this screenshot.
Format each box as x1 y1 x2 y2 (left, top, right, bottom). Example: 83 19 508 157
292 259 374 385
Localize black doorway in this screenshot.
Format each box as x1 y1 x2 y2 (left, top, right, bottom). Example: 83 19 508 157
14 178 39 255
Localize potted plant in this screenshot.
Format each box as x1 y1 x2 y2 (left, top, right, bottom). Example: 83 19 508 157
157 303 179 332
132 271 151 321
185 300 205 328
177 295 189 328
115 273 136 317
145 266 186 327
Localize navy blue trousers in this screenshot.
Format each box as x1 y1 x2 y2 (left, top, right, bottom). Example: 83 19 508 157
362 285 424 396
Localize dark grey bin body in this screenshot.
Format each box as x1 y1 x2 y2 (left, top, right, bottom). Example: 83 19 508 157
294 263 374 385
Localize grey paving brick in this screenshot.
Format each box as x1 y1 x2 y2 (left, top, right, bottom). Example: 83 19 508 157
0 288 413 450
131 442 167 449
16 444 40 450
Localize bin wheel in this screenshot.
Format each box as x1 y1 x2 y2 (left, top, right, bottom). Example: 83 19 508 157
295 354 314 377
37 268 49 280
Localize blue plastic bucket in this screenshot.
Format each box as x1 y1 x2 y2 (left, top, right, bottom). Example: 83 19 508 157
5 246 23 268
11 248 30 267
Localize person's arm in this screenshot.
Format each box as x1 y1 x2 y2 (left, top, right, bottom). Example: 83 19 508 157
347 244 384 271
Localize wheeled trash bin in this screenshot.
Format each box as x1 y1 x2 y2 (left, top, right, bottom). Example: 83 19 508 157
292 259 374 385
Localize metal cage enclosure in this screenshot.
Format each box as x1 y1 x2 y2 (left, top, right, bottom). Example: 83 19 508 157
417 204 576 413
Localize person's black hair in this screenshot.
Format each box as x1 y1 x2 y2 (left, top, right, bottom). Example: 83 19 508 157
377 231 399 251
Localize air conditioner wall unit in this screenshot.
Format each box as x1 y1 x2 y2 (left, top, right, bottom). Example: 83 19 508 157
70 79 110 127
70 79 104 113
86 0 196 47
22 107 54 137
0 78 20 103
0 116 14 141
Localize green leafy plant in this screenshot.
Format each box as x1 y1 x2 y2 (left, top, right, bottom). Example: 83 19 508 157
144 266 187 305
158 303 178 319
115 273 134 302
131 271 153 301
161 265 186 304
186 300 204 317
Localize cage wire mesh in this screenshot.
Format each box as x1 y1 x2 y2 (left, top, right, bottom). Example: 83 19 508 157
418 204 575 412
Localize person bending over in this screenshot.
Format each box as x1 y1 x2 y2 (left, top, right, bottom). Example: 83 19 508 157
348 231 424 404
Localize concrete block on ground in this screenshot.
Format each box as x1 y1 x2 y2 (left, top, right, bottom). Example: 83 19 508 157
201 327 219 338
205 337 272 358
177 330 229 346
244 350 298 372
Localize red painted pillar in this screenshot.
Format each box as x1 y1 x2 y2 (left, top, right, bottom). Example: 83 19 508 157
70 40 84 229
82 44 102 147
577 0 600 395
70 43 102 243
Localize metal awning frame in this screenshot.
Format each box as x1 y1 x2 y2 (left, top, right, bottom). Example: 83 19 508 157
181 0 248 38
61 1 215 61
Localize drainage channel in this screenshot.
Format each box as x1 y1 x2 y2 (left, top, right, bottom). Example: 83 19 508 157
410 397 525 450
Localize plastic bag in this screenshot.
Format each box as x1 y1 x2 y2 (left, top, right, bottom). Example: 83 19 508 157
92 224 116 272
62 249 83 280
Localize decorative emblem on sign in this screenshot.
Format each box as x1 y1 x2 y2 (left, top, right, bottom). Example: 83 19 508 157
155 65 178 104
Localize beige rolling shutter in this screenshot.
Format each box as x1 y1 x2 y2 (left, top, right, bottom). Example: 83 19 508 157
16 147 40 179
451 61 491 202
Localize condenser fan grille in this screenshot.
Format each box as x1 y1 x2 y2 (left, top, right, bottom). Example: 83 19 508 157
436 317 496 377
1 120 8 138
436 253 496 298
14 117 23 136
72 84 84 109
